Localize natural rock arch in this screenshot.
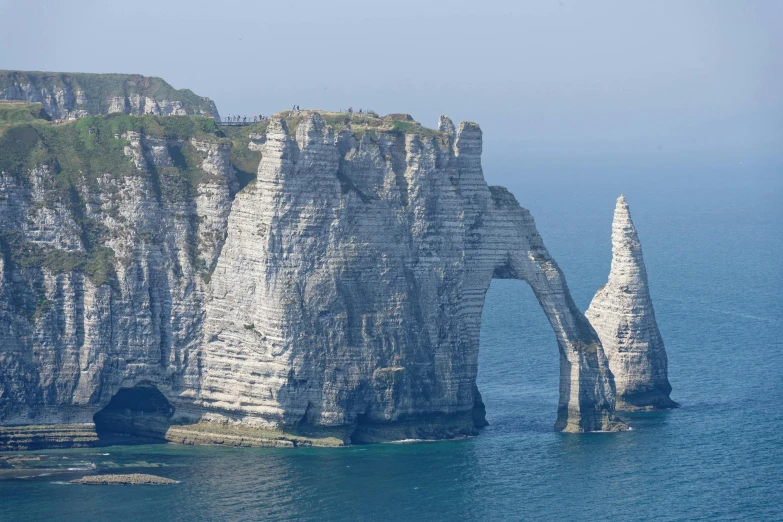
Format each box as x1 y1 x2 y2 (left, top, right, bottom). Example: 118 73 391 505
458 186 619 433
484 248 616 431
201 113 622 437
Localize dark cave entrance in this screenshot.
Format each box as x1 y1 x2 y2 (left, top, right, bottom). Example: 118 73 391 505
93 384 174 442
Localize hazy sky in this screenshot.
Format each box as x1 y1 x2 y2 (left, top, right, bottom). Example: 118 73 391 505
1 0 781 179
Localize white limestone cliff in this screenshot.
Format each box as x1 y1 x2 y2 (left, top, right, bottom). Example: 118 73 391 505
0 131 237 428
585 195 677 410
201 113 621 438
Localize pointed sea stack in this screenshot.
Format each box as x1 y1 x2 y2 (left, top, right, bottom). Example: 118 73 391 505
586 195 677 411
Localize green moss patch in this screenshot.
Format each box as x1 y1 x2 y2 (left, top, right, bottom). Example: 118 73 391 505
0 101 49 126
0 231 116 287
0 113 229 287
271 110 442 140
0 113 222 185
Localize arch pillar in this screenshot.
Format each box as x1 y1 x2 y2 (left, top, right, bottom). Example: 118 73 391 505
483 189 623 432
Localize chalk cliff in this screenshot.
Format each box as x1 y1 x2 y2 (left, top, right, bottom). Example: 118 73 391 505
201 114 620 440
0 71 220 121
0 84 627 448
586 195 676 410
0 109 236 441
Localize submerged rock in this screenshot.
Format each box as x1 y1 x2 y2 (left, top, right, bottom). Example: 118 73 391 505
586 195 677 411
71 473 177 485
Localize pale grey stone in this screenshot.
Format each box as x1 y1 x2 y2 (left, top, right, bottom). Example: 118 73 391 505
586 195 677 410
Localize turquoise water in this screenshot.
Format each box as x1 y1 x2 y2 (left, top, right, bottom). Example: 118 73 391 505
2 162 781 521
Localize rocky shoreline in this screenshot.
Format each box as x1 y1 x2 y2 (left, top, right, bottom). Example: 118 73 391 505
0 421 348 451
0 415 485 451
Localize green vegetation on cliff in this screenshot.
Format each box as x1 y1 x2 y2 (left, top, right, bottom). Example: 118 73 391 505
0 231 116 287
217 110 447 189
0 70 218 117
0 101 50 125
0 112 222 183
219 123 264 187
0 112 228 289
276 110 442 140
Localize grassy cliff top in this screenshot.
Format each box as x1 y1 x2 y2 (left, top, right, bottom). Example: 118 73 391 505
0 109 460 184
0 71 217 116
224 110 443 140
281 110 443 140
219 110 450 183
223 109 444 153
0 112 224 183
0 108 461 192
0 101 50 125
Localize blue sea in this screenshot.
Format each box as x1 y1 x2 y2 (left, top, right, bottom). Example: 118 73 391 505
2 158 781 521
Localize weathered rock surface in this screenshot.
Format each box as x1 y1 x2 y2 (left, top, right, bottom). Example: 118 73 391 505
0 71 220 120
0 99 626 449
586 195 677 410
0 424 98 451
0 116 237 431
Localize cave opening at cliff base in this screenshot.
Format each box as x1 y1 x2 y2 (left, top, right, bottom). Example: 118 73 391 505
92 384 174 443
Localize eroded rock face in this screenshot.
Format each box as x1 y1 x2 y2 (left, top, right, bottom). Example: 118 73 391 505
585 195 677 410
0 131 236 427
0 111 623 446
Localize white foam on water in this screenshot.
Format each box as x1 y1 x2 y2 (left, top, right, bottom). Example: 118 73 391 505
66 463 96 471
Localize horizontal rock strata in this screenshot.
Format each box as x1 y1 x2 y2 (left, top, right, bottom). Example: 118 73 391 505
0 424 98 451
